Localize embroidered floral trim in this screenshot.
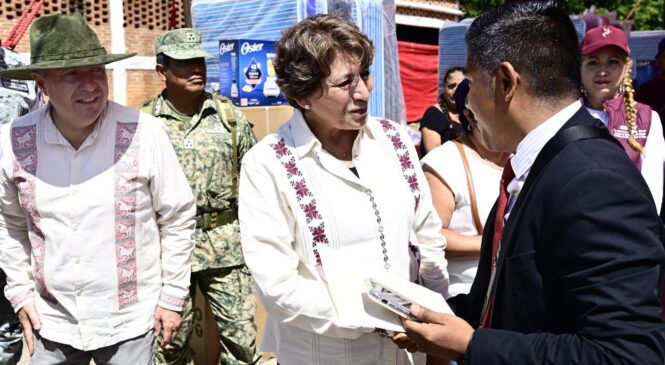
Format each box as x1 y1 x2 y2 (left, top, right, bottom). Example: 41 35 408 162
270 120 420 268
270 139 329 266
11 125 56 304
9 291 33 310
378 120 421 210
114 122 140 309
408 241 422 285
159 293 187 309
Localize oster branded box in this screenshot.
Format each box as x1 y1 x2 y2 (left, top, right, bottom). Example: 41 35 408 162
218 39 288 107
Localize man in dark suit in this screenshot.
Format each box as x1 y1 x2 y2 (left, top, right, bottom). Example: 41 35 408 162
401 2 665 364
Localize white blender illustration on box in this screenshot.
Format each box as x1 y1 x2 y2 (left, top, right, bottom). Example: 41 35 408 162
263 53 280 97
230 52 238 98
218 39 287 106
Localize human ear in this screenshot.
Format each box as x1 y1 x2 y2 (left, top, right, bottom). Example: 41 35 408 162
156 64 167 82
463 109 475 124
496 61 519 104
294 96 311 111
31 71 49 97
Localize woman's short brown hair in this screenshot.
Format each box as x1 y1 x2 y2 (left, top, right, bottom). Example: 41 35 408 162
273 14 374 109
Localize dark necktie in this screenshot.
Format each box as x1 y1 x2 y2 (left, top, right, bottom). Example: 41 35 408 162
481 159 515 328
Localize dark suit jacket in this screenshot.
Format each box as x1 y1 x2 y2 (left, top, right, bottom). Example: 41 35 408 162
449 107 665 365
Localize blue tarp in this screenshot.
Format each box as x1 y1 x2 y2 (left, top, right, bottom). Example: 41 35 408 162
191 0 400 120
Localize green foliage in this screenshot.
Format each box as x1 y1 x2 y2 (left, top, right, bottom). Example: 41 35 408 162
459 0 504 18
459 0 664 30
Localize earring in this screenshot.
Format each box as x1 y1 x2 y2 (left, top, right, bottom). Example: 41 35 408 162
580 86 588 98
303 105 311 110
619 84 625 94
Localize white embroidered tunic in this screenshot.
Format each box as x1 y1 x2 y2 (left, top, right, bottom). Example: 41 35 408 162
0 101 196 351
239 110 449 365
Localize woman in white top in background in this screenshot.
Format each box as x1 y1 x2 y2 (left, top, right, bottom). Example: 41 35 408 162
580 25 665 213
238 14 449 365
422 79 509 296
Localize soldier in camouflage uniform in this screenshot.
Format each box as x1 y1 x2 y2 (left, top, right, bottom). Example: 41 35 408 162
0 46 40 365
142 28 260 365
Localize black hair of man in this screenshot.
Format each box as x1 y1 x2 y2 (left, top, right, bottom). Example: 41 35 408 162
156 53 170 68
465 0 580 101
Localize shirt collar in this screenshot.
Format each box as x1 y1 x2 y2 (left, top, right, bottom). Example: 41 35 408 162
42 101 107 148
158 90 213 117
511 100 582 181
290 109 320 158
289 109 375 159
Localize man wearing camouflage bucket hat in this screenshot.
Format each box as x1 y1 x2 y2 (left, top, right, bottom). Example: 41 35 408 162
0 13 197 364
142 28 260 365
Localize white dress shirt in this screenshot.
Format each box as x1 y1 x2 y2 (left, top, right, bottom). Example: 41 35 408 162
0 101 196 351
239 110 449 365
506 101 583 217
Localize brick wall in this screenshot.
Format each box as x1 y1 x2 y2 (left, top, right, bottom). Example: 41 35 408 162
0 0 184 107
106 69 114 101
396 0 460 21
127 70 164 108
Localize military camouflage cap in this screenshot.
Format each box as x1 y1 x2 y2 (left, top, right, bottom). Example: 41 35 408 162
0 13 135 80
156 28 213 60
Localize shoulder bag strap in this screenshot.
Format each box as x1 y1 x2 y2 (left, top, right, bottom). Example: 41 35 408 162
529 125 619 180
482 124 620 326
454 141 484 235
140 97 157 115
214 96 239 200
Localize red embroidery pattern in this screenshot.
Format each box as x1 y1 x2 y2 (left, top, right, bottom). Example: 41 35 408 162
114 122 140 309
159 293 187 309
270 139 329 266
11 125 56 304
378 120 421 210
9 291 33 309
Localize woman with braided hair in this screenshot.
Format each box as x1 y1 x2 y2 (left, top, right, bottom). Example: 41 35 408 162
581 25 665 213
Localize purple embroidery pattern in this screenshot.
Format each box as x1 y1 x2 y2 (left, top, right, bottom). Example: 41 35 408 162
378 120 421 210
408 241 422 285
159 293 187 309
114 122 140 309
11 125 56 304
270 139 329 266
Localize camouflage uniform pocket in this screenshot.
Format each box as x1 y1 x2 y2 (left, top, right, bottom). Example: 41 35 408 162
202 265 256 322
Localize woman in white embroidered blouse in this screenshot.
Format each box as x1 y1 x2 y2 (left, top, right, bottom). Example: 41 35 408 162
422 79 509 297
238 14 450 365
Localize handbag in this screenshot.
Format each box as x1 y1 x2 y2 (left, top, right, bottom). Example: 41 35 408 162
453 141 484 235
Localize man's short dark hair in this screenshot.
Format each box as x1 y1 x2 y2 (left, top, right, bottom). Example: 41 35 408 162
466 0 580 100
156 53 170 68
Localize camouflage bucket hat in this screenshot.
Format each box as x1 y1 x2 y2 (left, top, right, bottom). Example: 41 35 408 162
0 13 136 80
156 28 213 60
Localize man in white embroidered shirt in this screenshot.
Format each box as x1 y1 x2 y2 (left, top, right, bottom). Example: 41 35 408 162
0 14 196 364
